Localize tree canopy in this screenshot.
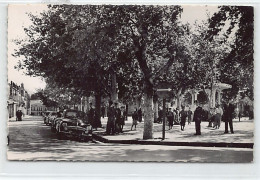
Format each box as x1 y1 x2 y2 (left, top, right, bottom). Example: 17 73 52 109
13 5 254 139
207 6 254 101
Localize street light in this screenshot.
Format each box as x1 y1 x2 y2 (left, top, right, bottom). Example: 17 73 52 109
156 88 172 140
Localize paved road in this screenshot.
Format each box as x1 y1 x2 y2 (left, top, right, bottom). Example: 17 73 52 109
7 116 253 162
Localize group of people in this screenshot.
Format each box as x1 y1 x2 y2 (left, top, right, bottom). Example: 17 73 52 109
16 110 23 121
157 107 193 131
155 99 235 135
92 99 236 136
87 103 103 130
106 101 126 135
207 105 223 129
193 100 235 135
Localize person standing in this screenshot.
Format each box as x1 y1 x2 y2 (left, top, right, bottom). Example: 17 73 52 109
17 110 23 121
179 106 187 131
224 101 235 134
119 106 126 132
187 107 193 125
106 101 116 135
16 110 19 121
214 104 223 129
193 101 204 135
88 103 96 130
138 108 142 122
131 109 138 130
207 108 215 127
167 108 174 130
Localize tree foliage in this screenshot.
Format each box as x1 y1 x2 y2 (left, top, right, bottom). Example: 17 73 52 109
207 6 254 100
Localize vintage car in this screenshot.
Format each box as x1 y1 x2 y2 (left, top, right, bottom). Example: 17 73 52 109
43 111 53 124
50 111 62 132
54 109 92 141
46 112 58 126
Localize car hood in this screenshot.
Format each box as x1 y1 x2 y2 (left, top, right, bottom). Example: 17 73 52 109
60 118 89 126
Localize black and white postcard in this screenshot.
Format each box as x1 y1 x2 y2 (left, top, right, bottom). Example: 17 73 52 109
7 4 254 162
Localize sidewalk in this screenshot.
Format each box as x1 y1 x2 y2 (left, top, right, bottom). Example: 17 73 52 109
8 115 35 122
93 117 254 148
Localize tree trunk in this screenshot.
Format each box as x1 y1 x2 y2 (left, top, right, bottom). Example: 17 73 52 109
153 95 158 123
143 82 154 140
111 71 118 102
177 89 182 109
95 91 102 128
209 82 214 108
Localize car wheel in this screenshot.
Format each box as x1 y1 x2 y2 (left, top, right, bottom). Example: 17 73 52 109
51 126 56 133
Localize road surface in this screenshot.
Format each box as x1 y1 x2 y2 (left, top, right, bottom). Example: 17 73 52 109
7 116 253 162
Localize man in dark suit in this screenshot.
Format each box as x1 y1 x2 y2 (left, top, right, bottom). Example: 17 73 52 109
224 100 235 134
193 101 204 135
88 103 96 129
106 101 116 135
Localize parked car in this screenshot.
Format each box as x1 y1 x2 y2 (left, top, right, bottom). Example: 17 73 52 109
43 111 54 125
50 111 63 132
54 109 92 141
46 112 57 126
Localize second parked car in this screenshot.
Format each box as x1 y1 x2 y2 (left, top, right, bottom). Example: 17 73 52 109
54 109 92 142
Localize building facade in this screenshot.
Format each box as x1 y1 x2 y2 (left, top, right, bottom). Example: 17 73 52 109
7 81 30 118
30 100 47 116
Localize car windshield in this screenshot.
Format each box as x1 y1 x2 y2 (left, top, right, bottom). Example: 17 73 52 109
65 111 77 118
51 112 57 116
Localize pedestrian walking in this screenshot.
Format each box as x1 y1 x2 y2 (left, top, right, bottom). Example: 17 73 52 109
167 108 174 130
187 107 193 125
179 106 187 131
193 101 204 135
131 109 138 130
106 101 116 135
223 101 235 134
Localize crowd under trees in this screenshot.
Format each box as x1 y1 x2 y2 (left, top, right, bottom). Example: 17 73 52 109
14 5 254 139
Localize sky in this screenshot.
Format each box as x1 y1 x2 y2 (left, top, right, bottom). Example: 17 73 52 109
8 4 218 94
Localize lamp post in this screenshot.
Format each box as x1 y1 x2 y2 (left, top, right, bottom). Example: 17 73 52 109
157 88 172 140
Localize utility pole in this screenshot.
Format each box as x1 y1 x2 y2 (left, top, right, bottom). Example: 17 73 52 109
162 98 166 140
157 88 171 140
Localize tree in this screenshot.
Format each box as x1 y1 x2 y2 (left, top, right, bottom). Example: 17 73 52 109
109 5 183 139
13 5 185 139
207 6 254 101
31 89 59 108
159 20 231 109
13 5 114 127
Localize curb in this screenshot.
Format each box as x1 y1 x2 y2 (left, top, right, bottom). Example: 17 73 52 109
92 133 254 149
